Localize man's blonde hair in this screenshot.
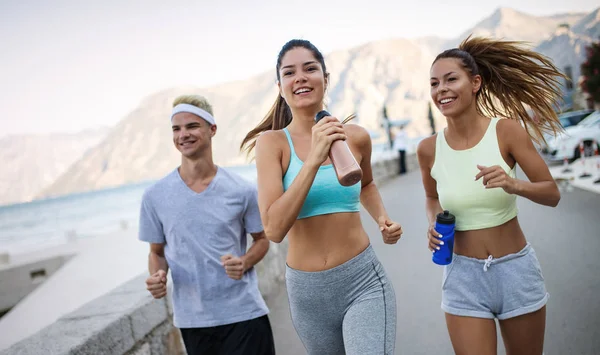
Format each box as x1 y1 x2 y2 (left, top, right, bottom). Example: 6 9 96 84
172 95 214 116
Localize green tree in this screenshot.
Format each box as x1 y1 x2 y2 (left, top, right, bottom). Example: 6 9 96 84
580 38 600 103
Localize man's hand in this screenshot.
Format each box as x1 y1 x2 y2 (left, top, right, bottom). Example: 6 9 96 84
146 269 167 299
221 254 246 280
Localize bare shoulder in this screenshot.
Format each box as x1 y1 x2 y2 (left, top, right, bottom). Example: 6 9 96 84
496 117 530 143
255 129 286 155
417 134 437 161
344 123 371 145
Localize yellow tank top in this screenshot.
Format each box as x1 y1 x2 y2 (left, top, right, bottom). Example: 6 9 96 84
430 117 518 231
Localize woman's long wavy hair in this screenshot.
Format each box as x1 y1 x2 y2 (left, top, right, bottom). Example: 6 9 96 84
434 35 567 145
240 39 355 156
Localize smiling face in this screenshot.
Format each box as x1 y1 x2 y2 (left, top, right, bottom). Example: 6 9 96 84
277 47 327 111
171 112 216 159
430 58 481 118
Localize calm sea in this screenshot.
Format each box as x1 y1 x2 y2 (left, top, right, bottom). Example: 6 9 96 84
0 165 257 254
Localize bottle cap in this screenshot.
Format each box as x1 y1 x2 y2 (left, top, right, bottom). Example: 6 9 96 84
436 210 455 225
315 110 330 123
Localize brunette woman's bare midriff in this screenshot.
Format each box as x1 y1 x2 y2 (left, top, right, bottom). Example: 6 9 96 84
454 217 527 259
285 212 370 272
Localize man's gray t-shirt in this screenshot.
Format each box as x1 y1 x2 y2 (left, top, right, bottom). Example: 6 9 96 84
138 166 269 328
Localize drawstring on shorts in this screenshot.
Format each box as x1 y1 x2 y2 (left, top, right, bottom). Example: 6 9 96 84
483 255 493 272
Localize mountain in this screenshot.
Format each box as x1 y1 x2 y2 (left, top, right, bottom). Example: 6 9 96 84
572 8 600 39
420 7 596 93
440 7 587 51
37 39 436 199
535 27 594 86
34 84 275 199
535 8 600 87
0 128 109 206
32 7 600 200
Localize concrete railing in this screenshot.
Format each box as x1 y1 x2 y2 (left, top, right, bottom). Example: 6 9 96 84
2 154 417 355
0 252 75 316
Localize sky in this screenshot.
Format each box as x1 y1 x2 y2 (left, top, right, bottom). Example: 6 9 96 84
1 0 598 137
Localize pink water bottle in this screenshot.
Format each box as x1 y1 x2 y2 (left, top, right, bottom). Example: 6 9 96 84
315 110 363 186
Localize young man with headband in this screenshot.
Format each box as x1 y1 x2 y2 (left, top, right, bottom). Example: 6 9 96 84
138 94 275 355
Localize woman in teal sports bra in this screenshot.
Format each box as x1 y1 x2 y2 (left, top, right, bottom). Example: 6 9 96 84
241 39 402 355
417 35 565 355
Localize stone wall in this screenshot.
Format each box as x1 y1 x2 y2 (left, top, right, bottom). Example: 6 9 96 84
0 254 74 316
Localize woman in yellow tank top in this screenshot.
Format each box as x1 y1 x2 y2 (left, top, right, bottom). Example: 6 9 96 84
417 36 565 355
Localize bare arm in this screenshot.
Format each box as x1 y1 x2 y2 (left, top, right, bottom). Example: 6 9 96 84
146 243 168 298
417 136 443 225
255 131 319 243
355 125 389 222
148 243 168 275
417 136 445 251
505 120 560 206
222 231 271 280
477 119 560 207
354 125 403 244
255 118 346 243
241 231 270 272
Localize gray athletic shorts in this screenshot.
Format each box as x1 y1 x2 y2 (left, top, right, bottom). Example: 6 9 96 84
441 243 549 320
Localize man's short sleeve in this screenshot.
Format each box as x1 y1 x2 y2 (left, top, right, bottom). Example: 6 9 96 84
138 192 165 244
243 186 264 234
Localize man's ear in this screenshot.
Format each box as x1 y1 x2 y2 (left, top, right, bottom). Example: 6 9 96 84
210 124 217 137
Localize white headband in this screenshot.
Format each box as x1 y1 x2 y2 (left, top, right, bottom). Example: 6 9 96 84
170 103 216 125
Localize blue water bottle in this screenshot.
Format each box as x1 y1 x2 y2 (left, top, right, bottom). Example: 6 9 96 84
432 210 456 266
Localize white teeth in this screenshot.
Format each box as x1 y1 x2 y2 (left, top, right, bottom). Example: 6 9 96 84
440 98 455 104
294 88 311 94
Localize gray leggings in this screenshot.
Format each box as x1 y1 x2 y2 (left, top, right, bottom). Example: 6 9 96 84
285 245 396 355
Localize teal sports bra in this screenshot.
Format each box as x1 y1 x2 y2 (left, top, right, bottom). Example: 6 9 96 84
282 128 361 219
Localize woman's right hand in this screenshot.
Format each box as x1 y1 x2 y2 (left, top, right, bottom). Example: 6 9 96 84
307 116 346 167
427 223 444 252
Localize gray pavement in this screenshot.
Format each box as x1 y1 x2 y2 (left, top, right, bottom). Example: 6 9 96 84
268 169 600 355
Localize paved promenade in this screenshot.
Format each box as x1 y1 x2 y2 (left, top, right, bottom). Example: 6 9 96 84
269 169 600 355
